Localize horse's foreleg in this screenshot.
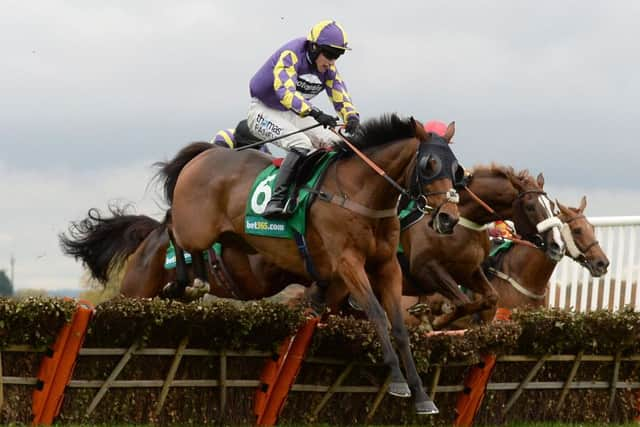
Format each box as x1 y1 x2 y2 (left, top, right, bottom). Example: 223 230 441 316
413 260 470 304
472 268 500 322
337 253 408 398
377 260 439 415
161 229 190 299
186 251 211 298
433 267 498 327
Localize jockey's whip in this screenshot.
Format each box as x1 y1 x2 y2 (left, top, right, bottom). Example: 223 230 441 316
234 123 323 152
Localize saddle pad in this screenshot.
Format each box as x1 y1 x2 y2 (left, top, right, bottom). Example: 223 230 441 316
244 152 335 238
164 241 222 270
489 239 514 257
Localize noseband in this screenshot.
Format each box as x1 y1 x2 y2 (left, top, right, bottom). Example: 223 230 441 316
560 214 600 263
514 190 563 250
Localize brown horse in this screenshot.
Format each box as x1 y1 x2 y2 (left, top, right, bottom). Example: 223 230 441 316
164 115 461 415
400 166 566 328
484 196 609 312
58 204 300 299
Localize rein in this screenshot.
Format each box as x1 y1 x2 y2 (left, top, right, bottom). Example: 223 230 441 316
465 185 563 251
330 127 411 197
329 126 459 217
463 185 497 217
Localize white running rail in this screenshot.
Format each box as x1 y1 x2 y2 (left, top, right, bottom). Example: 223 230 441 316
549 216 640 312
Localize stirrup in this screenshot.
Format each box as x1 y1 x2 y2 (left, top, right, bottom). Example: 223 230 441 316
263 199 293 219
282 198 296 216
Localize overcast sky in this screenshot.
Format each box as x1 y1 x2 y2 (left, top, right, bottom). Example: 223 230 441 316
1 1 639 291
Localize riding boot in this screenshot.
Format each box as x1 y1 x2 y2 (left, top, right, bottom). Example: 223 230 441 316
262 147 309 219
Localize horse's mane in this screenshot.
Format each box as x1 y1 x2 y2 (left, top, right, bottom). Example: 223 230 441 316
471 163 533 184
334 113 416 155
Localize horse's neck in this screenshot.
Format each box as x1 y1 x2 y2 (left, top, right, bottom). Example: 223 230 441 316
459 178 514 223
338 139 418 210
503 245 557 293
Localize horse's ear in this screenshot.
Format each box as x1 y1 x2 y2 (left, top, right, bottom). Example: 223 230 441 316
444 121 455 143
412 117 428 141
579 195 587 213
536 172 545 189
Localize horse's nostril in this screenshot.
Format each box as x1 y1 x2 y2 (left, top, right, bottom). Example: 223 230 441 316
550 242 561 252
597 260 609 269
437 213 451 227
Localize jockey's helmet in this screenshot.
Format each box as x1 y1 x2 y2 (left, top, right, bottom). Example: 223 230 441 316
307 20 350 60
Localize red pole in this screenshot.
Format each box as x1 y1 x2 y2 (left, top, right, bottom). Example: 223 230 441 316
453 308 511 426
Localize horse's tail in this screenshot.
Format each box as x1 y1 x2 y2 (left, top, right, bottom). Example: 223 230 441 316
153 142 214 205
59 205 162 284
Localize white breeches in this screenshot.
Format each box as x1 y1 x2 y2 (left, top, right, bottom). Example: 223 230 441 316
247 98 336 150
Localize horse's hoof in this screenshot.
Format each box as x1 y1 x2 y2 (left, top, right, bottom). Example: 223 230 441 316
192 278 211 293
184 286 197 300
304 287 326 315
161 282 183 299
415 398 439 415
388 381 411 398
347 294 363 311
185 285 206 300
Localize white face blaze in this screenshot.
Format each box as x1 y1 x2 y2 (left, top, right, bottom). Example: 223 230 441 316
536 194 565 253
561 224 583 258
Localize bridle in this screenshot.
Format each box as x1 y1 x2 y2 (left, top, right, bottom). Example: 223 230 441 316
408 136 461 216
462 186 563 250
514 189 563 250
560 214 600 265
329 127 460 219
409 153 460 216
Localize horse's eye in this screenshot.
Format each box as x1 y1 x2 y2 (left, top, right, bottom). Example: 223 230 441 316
418 154 441 179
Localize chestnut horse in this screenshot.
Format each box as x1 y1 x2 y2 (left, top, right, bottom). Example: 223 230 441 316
164 115 461 415
484 196 609 312
400 166 566 328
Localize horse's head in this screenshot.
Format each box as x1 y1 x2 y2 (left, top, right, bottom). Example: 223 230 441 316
557 196 609 277
412 119 462 234
460 164 521 220
507 171 565 261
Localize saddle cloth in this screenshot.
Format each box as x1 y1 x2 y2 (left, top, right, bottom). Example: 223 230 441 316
244 151 336 238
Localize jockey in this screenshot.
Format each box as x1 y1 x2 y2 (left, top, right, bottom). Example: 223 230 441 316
211 128 271 153
489 220 515 240
248 20 361 219
211 128 236 148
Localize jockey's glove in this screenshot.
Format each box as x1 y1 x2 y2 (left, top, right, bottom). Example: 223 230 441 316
309 108 338 128
345 115 360 135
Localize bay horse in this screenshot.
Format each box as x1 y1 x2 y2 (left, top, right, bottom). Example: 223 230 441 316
58 204 300 299
165 114 461 415
484 196 609 312
60 140 300 301
400 165 566 328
